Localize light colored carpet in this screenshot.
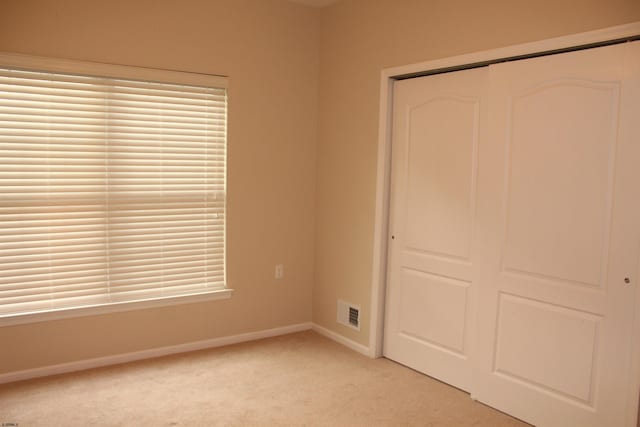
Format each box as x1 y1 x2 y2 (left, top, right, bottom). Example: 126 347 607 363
0 331 528 426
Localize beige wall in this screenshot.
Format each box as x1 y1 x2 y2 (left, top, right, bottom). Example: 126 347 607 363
313 0 640 346
2 0 640 375
0 0 319 374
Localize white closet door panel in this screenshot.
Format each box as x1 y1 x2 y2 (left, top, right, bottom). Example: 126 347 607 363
473 41 640 427
384 67 488 391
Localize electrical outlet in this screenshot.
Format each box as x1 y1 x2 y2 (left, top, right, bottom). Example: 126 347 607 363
275 264 284 279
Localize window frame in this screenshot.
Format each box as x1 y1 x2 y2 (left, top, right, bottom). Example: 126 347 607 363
0 52 232 327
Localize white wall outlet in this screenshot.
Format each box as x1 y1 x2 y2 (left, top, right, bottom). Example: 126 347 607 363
275 264 284 279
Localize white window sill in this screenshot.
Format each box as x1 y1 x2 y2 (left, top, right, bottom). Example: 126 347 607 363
0 289 234 327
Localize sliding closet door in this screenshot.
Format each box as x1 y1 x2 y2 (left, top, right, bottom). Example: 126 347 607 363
384 68 488 392
473 41 640 427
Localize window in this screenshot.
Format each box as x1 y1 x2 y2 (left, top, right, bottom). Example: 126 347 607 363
0 54 229 322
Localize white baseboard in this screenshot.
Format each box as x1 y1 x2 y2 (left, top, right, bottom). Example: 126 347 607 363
0 322 374 385
0 322 313 385
312 323 371 357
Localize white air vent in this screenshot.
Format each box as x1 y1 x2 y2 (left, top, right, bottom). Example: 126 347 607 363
337 300 360 331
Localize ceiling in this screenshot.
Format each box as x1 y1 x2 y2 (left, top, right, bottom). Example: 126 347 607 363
287 0 339 7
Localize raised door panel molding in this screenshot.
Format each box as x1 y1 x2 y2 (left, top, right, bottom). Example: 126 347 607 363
404 96 479 262
501 79 620 289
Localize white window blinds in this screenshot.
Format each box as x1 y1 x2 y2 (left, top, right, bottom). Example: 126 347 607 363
0 60 227 318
